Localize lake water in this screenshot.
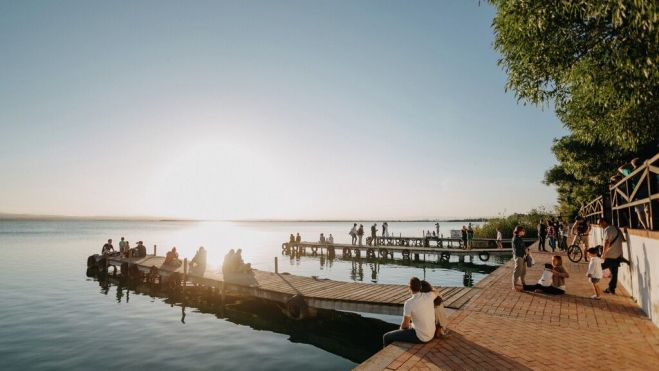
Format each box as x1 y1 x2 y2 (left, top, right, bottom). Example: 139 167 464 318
0 220 505 370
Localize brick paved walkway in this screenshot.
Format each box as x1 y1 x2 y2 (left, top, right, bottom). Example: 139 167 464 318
357 248 659 370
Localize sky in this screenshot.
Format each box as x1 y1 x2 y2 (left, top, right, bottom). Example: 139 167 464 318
0 1 567 220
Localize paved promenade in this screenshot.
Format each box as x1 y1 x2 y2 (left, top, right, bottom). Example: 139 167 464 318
357 247 659 370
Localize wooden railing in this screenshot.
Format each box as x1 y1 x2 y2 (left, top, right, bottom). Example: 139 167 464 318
609 153 659 230
579 195 604 225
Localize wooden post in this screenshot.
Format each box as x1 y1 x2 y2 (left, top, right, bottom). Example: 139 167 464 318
183 258 188 291
275 257 279 274
153 245 157 256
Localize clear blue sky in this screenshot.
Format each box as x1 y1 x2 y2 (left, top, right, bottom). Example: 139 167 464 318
0 1 566 220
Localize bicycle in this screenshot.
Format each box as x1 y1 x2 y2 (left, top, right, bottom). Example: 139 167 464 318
567 234 589 263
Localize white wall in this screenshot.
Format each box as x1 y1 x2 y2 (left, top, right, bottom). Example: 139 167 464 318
589 226 659 327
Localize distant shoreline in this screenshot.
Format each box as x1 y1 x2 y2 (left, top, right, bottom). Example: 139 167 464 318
0 213 488 223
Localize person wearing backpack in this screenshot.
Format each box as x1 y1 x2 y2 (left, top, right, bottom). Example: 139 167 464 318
598 217 625 295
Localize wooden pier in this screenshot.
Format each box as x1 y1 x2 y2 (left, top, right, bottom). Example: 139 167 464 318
99 253 481 317
281 241 512 263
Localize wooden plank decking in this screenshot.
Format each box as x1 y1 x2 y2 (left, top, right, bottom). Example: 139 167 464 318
106 254 480 315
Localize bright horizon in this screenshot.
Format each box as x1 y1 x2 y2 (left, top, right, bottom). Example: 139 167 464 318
0 1 566 220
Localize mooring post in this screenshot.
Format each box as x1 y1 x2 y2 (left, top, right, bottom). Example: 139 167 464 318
275 256 279 274
183 258 188 291
153 245 157 256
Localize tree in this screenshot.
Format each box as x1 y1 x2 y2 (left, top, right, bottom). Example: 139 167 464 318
490 0 659 212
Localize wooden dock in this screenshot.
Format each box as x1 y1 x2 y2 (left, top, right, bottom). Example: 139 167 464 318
102 254 481 316
282 241 512 263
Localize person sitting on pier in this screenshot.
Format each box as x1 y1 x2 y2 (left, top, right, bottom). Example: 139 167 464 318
328 234 334 244
132 241 147 258
222 249 235 274
295 233 301 244
319 233 326 244
189 246 207 275
289 234 295 244
163 247 182 268
420 280 450 338
383 277 437 347
102 239 115 256
523 255 569 295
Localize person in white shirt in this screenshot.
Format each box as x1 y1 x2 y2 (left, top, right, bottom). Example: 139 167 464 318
382 277 437 347
496 228 503 249
327 234 334 244
586 247 603 299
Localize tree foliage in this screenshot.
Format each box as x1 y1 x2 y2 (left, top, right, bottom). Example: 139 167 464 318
474 208 555 239
490 0 659 214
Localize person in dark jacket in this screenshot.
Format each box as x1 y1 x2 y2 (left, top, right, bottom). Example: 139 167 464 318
512 226 528 292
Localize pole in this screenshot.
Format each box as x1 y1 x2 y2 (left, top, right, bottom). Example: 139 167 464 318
275 256 279 274
153 245 157 256
183 258 188 291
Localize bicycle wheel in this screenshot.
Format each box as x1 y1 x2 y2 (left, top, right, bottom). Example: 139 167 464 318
567 245 582 262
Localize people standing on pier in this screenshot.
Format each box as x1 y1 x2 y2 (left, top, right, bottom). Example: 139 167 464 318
586 247 603 299
496 228 503 249
328 234 334 244
119 237 127 255
102 239 115 255
512 226 528 292
349 223 358 245
461 226 468 249
435 223 440 237
357 224 364 246
599 217 624 295
295 233 301 244
537 219 547 252
319 233 326 244
547 223 556 252
289 234 295 244
382 277 437 347
571 216 591 260
466 224 474 249
370 224 378 246
382 222 389 237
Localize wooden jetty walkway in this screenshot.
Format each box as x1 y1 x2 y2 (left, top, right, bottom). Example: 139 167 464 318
282 241 512 263
101 253 480 316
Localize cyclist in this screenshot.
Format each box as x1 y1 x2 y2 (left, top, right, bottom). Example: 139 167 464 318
570 216 591 261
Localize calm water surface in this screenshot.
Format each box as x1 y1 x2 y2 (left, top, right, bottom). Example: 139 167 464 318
0 220 505 370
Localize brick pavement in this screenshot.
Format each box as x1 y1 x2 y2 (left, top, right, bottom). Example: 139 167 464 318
357 248 659 370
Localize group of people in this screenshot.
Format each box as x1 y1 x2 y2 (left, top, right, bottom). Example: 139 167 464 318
222 249 251 274
511 216 625 298
382 277 450 347
101 237 147 258
348 222 394 246
537 218 568 252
